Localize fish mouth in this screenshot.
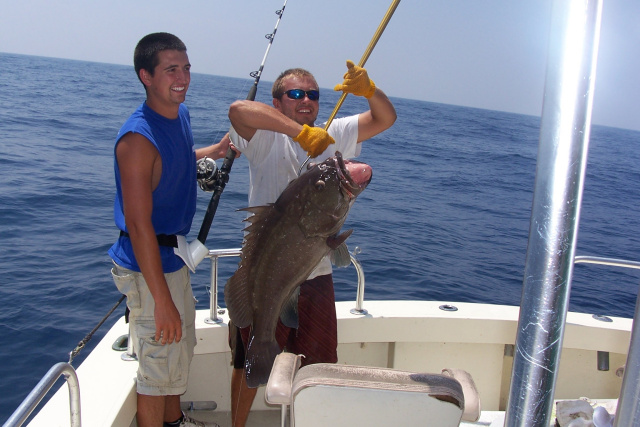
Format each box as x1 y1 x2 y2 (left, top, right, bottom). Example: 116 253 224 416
334 152 372 198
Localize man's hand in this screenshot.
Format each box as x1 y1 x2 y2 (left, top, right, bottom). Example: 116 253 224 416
333 60 376 99
212 133 241 159
154 298 182 345
293 125 335 158
195 132 241 161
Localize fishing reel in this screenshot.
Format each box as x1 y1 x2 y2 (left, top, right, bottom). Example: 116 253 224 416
196 157 219 192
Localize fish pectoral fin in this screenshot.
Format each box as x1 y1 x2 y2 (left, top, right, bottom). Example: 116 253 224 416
326 229 353 250
330 242 352 268
279 286 300 328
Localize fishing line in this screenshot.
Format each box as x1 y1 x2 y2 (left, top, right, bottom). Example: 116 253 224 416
298 0 401 175
206 78 251 155
197 0 288 245
68 295 126 364
205 0 286 150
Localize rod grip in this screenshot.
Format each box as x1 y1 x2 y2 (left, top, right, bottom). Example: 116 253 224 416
246 83 258 101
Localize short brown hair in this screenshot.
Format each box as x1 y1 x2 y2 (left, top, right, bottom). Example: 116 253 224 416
134 32 187 86
271 68 317 99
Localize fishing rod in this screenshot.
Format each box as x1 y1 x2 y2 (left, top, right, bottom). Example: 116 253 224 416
176 0 288 271
298 0 401 175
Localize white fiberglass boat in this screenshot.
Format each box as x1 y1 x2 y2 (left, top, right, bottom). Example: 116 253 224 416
19 283 634 426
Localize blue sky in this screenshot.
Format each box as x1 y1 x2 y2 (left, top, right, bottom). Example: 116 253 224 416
2 0 638 130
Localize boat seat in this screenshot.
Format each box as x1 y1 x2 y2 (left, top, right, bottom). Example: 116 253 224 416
265 352 481 427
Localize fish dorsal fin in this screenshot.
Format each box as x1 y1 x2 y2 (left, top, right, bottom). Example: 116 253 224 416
224 204 280 328
239 205 282 256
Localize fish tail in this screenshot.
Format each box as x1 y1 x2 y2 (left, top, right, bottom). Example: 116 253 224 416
245 338 282 388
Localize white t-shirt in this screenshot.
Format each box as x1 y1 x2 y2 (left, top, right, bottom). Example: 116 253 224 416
229 115 361 278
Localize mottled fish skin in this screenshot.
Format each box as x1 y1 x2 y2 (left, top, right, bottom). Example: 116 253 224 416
224 152 372 388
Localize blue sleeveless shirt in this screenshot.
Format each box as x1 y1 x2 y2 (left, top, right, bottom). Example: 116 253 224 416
108 102 197 273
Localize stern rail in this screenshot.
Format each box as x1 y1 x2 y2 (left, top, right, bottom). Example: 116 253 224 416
3 362 80 427
202 246 368 324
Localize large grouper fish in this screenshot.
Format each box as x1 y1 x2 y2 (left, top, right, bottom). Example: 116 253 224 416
224 151 372 387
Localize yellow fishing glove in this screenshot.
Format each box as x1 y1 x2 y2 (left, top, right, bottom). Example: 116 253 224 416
293 125 335 158
333 60 376 99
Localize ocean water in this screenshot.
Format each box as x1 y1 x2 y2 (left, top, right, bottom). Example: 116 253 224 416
1 52 640 421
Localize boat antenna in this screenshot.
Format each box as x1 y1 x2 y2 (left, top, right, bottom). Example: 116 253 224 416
298 0 400 175
196 0 288 246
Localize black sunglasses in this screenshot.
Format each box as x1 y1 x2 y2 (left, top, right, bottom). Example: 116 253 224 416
283 89 320 101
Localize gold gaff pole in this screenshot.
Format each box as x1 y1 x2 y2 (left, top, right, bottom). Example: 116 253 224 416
299 0 401 174
324 0 401 129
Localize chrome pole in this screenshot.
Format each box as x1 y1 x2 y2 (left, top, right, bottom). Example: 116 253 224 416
208 255 222 323
505 0 603 425
349 248 368 315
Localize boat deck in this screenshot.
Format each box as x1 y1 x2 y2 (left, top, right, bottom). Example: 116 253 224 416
27 300 630 426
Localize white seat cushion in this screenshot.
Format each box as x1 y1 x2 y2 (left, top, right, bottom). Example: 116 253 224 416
291 364 465 427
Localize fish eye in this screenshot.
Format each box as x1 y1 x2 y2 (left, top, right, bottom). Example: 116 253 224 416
307 162 316 170
315 180 325 190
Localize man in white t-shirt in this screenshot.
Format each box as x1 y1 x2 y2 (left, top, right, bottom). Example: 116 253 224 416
227 61 396 427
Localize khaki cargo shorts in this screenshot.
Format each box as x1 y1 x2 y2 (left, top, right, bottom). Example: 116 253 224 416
111 263 196 396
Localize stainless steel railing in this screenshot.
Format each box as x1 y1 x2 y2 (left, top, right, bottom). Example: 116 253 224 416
574 256 640 270
3 362 80 427
348 247 368 315
202 248 242 325
202 246 368 324
573 255 640 426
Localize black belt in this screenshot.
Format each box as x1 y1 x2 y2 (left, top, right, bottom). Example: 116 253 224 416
119 230 178 248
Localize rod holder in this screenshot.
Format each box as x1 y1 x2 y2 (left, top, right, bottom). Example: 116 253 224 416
597 351 609 371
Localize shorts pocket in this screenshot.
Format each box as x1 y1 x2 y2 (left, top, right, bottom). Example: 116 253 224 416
136 320 184 388
111 266 141 310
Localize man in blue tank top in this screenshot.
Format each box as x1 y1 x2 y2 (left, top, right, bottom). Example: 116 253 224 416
109 32 232 427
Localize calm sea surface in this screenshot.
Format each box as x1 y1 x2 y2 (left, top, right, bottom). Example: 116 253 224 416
1 52 640 421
